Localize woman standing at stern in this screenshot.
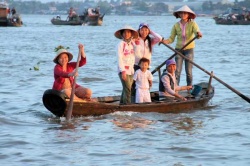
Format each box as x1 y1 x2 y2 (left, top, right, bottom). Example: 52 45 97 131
163 5 202 86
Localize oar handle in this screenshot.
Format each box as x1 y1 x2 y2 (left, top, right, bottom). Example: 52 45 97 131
151 35 198 75
66 51 82 120
161 42 250 103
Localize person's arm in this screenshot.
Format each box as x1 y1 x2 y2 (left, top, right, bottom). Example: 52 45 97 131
54 65 70 78
162 74 186 101
117 42 127 80
54 64 77 78
148 80 152 88
193 21 202 38
161 75 175 95
77 43 87 67
148 71 153 88
162 24 177 44
173 92 186 101
134 38 143 63
150 30 163 46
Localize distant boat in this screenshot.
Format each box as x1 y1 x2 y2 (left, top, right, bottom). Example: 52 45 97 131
51 7 104 26
213 15 250 25
0 2 22 27
213 8 250 25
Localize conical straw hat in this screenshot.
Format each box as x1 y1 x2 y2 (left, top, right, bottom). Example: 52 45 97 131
114 25 138 39
173 5 196 19
53 48 73 64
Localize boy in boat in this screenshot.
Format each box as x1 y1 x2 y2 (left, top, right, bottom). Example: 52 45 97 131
52 44 92 101
133 58 153 103
159 59 192 101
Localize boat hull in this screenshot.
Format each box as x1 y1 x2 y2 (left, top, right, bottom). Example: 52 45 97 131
0 15 22 27
51 14 104 26
43 82 214 117
213 17 250 25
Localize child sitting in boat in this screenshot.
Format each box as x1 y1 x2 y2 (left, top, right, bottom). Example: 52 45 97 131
159 59 192 101
133 58 153 103
52 44 92 101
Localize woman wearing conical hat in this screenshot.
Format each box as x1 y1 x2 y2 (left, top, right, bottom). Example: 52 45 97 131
163 5 202 86
52 44 92 101
114 25 139 104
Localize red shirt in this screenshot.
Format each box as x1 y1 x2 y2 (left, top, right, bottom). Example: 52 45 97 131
52 57 86 91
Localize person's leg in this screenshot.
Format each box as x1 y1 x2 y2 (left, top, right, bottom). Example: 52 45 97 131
143 89 151 102
119 74 133 104
118 73 125 104
135 88 142 103
184 49 194 86
126 75 133 104
63 88 83 101
75 86 92 100
175 52 184 85
131 65 140 103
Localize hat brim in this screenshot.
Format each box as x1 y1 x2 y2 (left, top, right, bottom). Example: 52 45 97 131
53 51 73 64
114 28 139 39
139 24 150 30
173 11 196 19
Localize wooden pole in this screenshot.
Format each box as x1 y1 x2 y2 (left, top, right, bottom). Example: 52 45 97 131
66 52 81 120
151 35 198 75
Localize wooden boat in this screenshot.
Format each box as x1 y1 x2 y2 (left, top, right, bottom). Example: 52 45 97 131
0 2 22 27
51 7 104 26
213 16 250 25
42 82 214 117
213 8 250 25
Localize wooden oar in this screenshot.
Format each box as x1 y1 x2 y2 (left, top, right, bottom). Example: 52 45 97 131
160 42 250 103
66 52 82 120
151 35 198 75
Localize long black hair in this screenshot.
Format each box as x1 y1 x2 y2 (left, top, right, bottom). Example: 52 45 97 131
138 29 152 53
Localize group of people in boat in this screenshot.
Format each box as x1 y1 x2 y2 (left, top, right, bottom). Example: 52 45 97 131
217 7 250 22
52 5 202 104
227 12 250 21
65 6 100 21
5 7 22 25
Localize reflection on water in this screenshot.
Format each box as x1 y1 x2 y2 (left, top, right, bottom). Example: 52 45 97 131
112 116 155 129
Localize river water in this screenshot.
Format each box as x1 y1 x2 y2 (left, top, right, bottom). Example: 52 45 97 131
0 15 250 166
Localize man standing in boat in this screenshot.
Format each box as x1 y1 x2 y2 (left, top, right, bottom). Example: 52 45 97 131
68 7 77 21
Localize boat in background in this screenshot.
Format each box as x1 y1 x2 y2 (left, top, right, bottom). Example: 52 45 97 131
42 82 214 117
51 7 104 26
213 7 250 25
0 2 22 27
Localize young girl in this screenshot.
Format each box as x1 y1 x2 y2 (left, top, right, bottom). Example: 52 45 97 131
52 44 92 101
159 59 192 101
163 5 202 86
132 23 162 101
133 58 153 103
134 23 162 71
114 25 138 104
